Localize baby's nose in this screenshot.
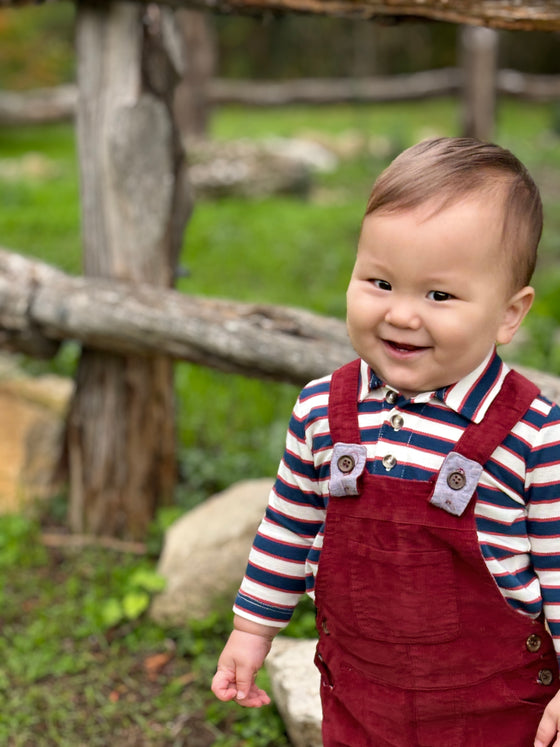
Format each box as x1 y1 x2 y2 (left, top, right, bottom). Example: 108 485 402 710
384 298 421 329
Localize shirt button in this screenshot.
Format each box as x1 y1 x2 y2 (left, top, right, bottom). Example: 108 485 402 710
337 454 355 474
538 669 555 686
385 390 398 405
447 469 466 490
321 618 330 635
382 454 397 471
390 414 404 431
526 634 542 653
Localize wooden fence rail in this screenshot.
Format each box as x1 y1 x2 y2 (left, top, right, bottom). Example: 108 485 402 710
2 247 560 400
0 248 354 386
1 0 560 30
1 70 559 125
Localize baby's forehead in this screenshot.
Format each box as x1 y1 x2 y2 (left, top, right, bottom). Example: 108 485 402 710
419 180 510 217
367 186 507 231
361 196 508 260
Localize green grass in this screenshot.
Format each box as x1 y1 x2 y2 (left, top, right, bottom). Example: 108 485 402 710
1 98 560 743
209 99 459 141
0 124 81 272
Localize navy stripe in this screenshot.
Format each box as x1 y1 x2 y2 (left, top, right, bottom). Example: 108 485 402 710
504 595 542 615
281 451 318 481
234 591 294 622
265 506 324 538
253 533 311 562
244 563 306 593
457 354 502 421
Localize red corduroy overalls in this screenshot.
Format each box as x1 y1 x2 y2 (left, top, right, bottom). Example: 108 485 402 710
314 359 559 747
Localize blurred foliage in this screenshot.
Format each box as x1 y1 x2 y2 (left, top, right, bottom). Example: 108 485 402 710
0 5 75 89
1 4 560 90
213 17 560 79
213 15 459 79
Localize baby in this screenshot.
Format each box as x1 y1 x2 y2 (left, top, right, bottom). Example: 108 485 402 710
212 137 560 747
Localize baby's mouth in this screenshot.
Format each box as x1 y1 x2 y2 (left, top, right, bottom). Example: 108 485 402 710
384 340 428 354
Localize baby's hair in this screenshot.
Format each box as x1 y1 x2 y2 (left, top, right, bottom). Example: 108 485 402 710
365 137 542 290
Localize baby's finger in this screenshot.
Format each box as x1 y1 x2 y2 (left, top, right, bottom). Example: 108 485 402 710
233 666 258 701
235 684 271 708
211 669 238 701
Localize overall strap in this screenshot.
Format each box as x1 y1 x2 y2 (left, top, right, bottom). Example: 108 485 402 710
453 369 539 466
328 359 362 445
429 370 540 516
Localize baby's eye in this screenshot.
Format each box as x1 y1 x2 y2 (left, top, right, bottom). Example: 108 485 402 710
428 290 453 302
371 279 392 291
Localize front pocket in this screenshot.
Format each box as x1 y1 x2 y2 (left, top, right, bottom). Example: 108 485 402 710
348 540 459 644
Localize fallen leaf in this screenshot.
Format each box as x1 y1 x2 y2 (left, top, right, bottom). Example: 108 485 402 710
144 652 174 679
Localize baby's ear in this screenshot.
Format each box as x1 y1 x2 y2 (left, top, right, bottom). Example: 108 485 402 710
496 286 535 346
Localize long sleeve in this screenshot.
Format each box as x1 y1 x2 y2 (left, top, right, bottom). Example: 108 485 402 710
525 401 560 660
234 377 331 627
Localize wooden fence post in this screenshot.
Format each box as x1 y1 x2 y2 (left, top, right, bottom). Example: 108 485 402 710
460 24 499 141
68 0 192 539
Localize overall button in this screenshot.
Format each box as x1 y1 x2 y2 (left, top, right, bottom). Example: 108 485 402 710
390 414 404 431
337 455 355 474
385 390 398 405
447 469 466 490
526 634 542 653
538 669 555 686
382 454 397 471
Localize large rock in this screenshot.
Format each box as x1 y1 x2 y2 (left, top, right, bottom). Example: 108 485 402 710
150 478 273 624
186 137 336 200
266 637 322 747
515 362 560 403
0 354 72 513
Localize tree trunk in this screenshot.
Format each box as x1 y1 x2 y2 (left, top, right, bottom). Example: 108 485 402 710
69 1 192 539
460 24 498 140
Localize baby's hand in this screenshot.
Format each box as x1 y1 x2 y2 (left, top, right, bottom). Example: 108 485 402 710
211 629 273 708
535 689 560 747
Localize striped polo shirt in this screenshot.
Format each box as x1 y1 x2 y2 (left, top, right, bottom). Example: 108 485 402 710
234 349 560 658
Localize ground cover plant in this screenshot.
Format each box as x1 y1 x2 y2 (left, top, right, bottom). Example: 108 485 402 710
0 511 294 746
0 98 559 744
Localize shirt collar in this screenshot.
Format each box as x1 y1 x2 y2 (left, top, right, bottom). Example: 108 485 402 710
360 348 510 424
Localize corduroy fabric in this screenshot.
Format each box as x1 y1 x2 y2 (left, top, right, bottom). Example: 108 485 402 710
314 360 558 746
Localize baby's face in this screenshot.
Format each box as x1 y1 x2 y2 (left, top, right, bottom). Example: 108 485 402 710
346 196 531 397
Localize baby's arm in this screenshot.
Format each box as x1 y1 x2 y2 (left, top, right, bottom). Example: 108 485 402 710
535 690 560 747
211 615 282 708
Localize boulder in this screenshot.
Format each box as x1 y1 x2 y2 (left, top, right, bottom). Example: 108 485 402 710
150 478 273 624
515 362 560 403
266 637 322 747
186 137 337 200
0 354 72 513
